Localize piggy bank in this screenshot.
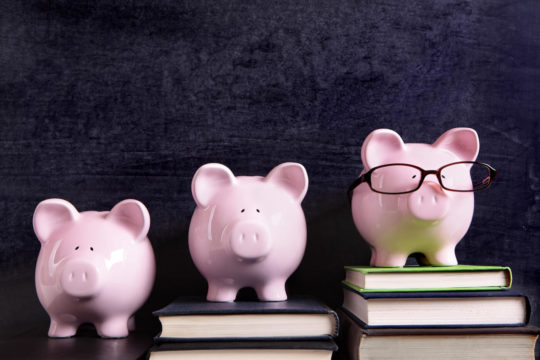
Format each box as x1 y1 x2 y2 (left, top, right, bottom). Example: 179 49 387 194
34 199 156 338
350 128 496 267
189 162 309 302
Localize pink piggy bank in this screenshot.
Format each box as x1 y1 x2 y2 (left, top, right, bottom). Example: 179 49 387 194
33 199 156 338
189 162 309 302
349 128 497 267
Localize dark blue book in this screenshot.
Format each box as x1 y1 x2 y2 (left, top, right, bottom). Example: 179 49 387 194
153 296 339 341
148 340 338 360
342 285 530 328
339 309 539 360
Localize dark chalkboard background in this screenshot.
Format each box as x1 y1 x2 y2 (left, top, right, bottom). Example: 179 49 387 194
1 0 539 356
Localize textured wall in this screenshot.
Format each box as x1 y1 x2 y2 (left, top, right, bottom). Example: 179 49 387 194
1 0 539 351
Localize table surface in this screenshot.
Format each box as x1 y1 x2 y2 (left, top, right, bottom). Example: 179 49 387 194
0 325 155 360
1 325 345 360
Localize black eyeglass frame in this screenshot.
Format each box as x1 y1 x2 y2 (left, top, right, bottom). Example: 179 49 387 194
348 161 498 197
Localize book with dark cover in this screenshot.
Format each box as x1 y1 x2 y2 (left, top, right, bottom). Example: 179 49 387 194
347 288 529 302
150 339 338 352
342 286 530 328
338 310 539 360
148 340 338 360
154 296 338 317
154 296 339 341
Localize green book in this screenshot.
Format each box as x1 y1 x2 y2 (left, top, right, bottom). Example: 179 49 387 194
343 265 512 292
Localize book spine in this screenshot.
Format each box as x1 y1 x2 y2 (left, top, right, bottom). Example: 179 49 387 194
329 310 340 337
506 267 513 288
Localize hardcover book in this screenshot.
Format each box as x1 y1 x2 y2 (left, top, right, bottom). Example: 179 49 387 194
154 296 339 341
148 340 338 360
342 286 529 328
339 310 539 360
344 265 512 292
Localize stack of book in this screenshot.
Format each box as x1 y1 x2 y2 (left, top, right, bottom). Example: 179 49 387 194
148 297 339 359
339 265 539 359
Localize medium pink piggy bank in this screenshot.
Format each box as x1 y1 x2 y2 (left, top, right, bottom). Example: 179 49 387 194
34 199 156 338
349 128 497 267
189 162 309 302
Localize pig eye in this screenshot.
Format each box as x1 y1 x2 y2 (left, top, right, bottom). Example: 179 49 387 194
75 246 79 250
241 209 245 213
412 175 417 179
256 209 260 213
90 247 94 251
441 175 446 179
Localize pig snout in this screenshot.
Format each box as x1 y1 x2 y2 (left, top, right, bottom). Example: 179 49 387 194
230 221 272 261
61 260 101 298
407 181 450 221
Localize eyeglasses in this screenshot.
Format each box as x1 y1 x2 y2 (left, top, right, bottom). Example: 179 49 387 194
348 161 497 196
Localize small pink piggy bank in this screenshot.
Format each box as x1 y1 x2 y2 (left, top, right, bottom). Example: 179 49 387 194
349 128 497 267
34 199 156 338
189 162 309 302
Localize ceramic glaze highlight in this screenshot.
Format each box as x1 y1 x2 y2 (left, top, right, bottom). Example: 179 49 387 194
34 199 156 338
351 128 480 267
189 163 309 302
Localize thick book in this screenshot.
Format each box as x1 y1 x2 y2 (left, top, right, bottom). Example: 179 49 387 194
339 310 539 360
342 285 529 328
148 340 337 360
344 265 512 292
153 296 339 341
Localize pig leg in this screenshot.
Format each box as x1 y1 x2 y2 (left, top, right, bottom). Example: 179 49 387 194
96 316 130 338
369 246 378 266
207 281 239 302
256 280 287 301
128 316 136 331
372 249 408 267
425 246 458 266
48 317 79 338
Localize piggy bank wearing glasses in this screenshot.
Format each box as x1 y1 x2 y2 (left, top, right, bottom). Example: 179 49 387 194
349 128 497 267
189 163 309 301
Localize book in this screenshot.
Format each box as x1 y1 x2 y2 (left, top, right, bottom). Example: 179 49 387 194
148 340 338 360
339 310 539 360
153 296 339 341
343 265 512 292
342 286 529 328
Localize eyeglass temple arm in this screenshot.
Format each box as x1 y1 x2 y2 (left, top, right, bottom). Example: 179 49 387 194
347 174 368 200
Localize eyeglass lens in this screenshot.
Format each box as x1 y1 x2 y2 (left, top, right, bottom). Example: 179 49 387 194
440 162 491 191
370 163 492 194
370 165 422 193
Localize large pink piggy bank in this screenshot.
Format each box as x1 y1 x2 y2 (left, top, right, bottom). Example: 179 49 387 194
350 128 497 267
34 199 156 338
189 162 309 302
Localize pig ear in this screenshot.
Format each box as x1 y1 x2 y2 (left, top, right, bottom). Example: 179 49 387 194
107 200 150 242
192 163 237 208
361 129 406 169
265 163 309 202
433 128 479 161
33 199 79 244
